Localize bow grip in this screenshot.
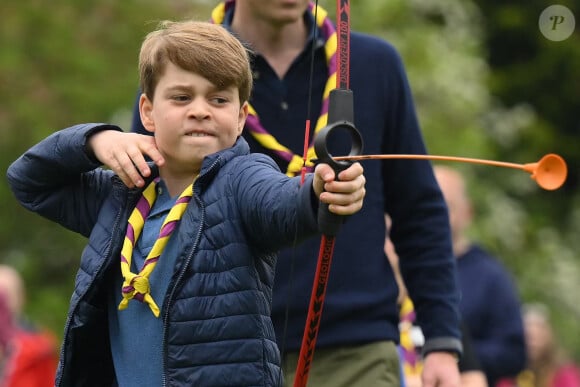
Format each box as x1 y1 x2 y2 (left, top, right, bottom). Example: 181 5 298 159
314 89 363 236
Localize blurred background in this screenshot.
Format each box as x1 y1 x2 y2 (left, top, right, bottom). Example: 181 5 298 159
1 0 578 363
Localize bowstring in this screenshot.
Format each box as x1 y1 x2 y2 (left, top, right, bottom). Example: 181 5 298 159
278 0 320 383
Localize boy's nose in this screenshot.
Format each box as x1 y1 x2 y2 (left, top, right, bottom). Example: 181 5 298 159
187 99 210 120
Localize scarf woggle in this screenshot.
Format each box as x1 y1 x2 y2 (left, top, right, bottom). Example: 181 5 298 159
118 179 193 317
211 0 338 176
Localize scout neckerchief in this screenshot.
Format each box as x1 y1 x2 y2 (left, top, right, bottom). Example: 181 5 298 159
118 179 193 317
399 296 424 377
210 0 337 176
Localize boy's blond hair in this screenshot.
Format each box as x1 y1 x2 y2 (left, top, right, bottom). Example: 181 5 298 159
139 20 253 104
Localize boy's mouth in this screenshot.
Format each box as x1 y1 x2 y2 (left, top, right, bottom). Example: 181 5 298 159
185 130 212 137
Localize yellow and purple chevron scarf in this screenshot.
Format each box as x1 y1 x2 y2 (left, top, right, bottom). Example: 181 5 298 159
118 179 193 317
211 0 338 176
399 296 423 377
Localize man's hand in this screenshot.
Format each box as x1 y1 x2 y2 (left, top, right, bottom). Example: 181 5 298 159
313 162 365 215
88 130 165 188
422 352 461 387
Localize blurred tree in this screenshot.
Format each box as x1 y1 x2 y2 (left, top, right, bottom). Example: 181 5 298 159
469 0 580 361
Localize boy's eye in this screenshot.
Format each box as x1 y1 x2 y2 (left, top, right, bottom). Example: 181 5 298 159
172 95 190 102
211 96 228 104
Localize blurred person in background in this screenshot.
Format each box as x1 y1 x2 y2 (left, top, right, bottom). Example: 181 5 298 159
497 303 580 387
0 264 58 387
385 215 488 387
433 165 527 386
0 293 15 383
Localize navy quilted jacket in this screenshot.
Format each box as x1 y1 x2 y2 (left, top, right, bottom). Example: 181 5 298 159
6 124 320 387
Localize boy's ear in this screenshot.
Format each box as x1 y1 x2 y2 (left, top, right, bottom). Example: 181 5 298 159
237 102 249 136
139 93 156 134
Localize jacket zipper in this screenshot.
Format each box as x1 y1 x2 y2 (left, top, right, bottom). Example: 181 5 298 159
161 158 219 387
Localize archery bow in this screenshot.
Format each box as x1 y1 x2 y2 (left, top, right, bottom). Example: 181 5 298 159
293 1 361 386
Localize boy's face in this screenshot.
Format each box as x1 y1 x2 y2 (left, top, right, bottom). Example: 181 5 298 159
140 62 248 172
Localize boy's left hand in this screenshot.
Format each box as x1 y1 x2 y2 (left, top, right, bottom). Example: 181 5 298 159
88 130 165 188
313 162 365 215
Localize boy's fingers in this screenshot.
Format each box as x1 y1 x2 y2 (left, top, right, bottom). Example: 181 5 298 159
127 147 151 178
325 195 364 215
337 162 363 181
315 163 336 182
321 187 365 205
323 175 366 195
328 204 361 216
112 165 135 188
139 137 165 166
320 185 365 212
116 153 144 187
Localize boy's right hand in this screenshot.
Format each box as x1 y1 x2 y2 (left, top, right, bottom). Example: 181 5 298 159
313 162 365 216
88 130 165 188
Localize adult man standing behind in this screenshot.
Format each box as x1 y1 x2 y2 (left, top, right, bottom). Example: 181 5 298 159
132 1 463 385
434 166 527 386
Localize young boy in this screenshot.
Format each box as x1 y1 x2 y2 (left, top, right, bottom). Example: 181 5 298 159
6 21 365 387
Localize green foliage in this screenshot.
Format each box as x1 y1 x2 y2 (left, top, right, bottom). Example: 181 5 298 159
470 0 580 360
